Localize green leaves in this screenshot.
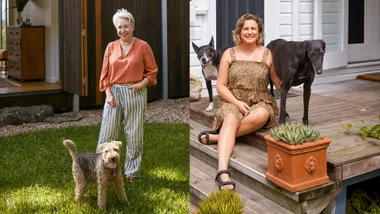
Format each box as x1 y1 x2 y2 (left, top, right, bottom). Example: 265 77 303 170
345 114 380 140
270 122 321 145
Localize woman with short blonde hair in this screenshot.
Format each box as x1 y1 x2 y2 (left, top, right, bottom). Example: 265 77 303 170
97 8 158 181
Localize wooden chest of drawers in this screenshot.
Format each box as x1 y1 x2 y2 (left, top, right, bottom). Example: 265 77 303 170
7 26 45 82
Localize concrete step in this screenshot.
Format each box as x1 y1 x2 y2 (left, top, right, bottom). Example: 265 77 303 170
190 119 336 213
190 155 294 214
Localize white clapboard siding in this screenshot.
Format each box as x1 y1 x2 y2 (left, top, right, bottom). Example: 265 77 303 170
279 0 292 39
300 13 313 24
299 1 314 39
300 35 313 41
322 0 342 53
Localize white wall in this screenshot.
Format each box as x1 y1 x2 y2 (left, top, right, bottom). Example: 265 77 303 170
279 0 293 41
20 0 59 83
322 0 342 53
189 0 217 97
299 0 314 41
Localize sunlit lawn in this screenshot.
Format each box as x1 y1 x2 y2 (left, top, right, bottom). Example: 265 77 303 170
0 123 189 213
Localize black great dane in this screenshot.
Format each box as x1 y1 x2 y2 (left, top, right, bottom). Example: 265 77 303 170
267 39 326 125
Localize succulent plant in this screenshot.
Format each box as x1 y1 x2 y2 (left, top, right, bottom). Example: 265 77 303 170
270 122 322 145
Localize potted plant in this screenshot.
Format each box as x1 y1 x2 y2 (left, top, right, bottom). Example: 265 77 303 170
193 190 244 214
264 122 331 192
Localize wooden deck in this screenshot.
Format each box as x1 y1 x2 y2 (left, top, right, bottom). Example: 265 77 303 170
191 79 380 182
0 74 61 95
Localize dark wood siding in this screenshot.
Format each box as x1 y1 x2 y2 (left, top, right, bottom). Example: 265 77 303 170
167 0 189 98
61 0 83 95
101 0 162 101
216 0 264 49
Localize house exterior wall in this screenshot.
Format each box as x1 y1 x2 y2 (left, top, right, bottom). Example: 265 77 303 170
21 0 60 83
322 1 342 53
277 0 315 42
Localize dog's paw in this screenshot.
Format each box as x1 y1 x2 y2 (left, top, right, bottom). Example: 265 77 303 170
120 198 129 205
205 103 214 112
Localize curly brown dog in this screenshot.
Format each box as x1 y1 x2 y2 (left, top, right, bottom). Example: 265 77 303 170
63 139 128 210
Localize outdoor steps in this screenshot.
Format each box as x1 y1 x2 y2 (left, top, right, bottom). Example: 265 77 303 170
190 155 294 214
190 97 338 213
190 203 198 214
190 119 336 213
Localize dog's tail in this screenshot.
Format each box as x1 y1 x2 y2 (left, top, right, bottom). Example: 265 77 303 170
63 139 78 160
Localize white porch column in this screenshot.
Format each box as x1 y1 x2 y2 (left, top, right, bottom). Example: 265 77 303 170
292 0 300 41
314 0 323 39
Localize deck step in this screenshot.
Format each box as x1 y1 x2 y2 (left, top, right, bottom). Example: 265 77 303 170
190 155 294 214
190 105 268 152
190 202 198 214
190 119 336 213
189 97 217 128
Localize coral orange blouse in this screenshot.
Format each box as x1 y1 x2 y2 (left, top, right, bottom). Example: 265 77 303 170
99 38 158 91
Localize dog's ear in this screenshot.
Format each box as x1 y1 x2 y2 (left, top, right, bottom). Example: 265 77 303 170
321 40 326 51
111 141 122 148
209 36 215 48
304 40 310 49
192 42 200 53
98 143 106 152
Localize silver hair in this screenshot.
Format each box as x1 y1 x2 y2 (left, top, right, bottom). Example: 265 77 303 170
112 8 135 28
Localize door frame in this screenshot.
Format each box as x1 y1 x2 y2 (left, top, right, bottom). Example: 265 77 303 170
320 0 349 70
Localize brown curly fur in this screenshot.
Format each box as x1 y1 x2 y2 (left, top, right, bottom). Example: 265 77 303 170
63 139 128 210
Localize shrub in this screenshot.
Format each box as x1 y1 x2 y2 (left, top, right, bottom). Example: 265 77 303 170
346 189 380 214
198 190 244 214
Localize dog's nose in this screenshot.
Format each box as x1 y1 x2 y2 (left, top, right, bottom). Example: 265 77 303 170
111 157 116 162
201 57 206 62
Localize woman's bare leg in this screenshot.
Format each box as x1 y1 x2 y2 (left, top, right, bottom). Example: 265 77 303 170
217 113 239 190
200 107 270 144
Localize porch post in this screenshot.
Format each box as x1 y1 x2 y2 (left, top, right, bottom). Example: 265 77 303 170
73 94 80 112
292 0 300 41
314 0 322 39
264 0 280 45
161 0 168 99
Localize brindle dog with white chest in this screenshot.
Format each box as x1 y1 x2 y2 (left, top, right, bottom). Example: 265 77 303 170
192 36 228 111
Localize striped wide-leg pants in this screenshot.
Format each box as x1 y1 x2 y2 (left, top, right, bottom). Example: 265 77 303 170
97 84 147 177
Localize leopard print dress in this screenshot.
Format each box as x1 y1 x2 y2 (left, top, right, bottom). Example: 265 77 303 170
212 47 279 130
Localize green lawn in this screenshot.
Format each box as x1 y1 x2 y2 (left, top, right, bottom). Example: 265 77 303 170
0 123 189 214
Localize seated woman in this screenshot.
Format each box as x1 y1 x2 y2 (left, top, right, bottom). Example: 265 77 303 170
198 14 281 190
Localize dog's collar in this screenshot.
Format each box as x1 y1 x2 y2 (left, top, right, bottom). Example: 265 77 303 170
103 161 109 168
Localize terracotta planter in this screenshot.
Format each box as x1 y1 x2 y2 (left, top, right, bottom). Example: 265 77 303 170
264 135 332 192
